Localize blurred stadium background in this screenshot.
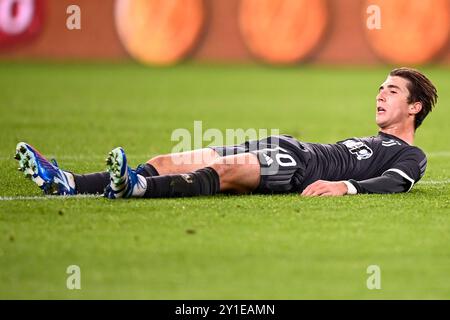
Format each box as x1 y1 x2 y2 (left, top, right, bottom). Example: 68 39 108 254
1 0 448 65
0 0 449 299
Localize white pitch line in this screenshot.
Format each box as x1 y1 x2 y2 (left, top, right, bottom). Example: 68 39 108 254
0 194 103 201
1 180 449 201
418 179 450 185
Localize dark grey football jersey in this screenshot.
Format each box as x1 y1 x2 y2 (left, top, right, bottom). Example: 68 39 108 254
211 132 427 194
300 132 427 192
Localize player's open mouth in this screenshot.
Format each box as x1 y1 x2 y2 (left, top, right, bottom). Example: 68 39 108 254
377 107 386 114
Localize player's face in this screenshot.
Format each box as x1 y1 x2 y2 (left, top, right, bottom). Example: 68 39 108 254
375 76 412 129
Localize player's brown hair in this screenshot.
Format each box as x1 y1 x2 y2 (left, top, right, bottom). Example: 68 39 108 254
389 67 438 130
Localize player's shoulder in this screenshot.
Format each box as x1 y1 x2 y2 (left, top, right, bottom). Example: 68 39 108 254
377 132 426 156
372 131 427 163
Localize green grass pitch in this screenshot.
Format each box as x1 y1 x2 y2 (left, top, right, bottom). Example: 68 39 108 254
0 63 449 299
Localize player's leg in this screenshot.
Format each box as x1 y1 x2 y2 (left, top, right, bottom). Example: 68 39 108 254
105 147 260 199
105 135 306 199
75 148 220 195
210 153 260 193
144 148 220 175
75 148 221 195
14 141 219 196
15 142 112 195
15 142 77 195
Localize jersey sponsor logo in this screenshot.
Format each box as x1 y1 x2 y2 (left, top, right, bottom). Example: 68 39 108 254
341 139 373 160
382 139 401 147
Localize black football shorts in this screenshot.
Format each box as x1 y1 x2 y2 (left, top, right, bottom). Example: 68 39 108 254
210 135 309 193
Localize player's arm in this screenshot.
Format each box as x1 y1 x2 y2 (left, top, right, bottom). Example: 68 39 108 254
346 149 427 194
345 170 415 194
301 171 415 197
302 149 427 196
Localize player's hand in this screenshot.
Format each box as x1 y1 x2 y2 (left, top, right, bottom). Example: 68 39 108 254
301 180 348 197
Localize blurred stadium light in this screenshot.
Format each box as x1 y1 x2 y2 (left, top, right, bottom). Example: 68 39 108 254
0 0 448 65
115 0 205 65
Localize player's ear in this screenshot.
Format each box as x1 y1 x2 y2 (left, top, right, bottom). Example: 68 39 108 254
409 101 422 115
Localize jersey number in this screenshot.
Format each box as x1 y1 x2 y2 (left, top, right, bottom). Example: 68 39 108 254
275 153 297 167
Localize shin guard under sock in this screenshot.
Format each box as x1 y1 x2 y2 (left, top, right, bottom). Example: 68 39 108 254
143 167 220 198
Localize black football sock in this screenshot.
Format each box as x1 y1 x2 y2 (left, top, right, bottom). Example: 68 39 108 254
72 172 110 194
135 163 159 177
143 167 220 198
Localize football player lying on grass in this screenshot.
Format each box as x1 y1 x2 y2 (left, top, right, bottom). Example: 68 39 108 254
15 67 437 198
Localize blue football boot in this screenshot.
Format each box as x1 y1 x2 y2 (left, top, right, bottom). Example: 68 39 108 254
14 142 76 195
104 147 146 199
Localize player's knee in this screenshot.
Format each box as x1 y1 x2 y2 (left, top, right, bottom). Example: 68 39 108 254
147 154 169 167
210 158 235 180
210 158 253 193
